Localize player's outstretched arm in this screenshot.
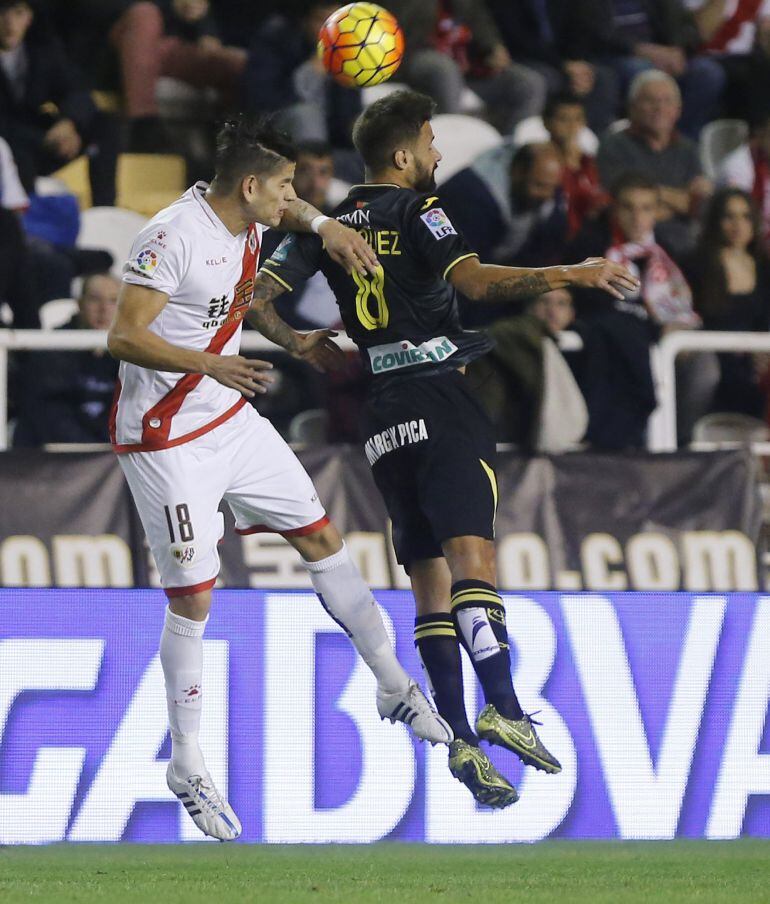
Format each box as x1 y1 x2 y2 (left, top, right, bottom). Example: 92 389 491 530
279 199 379 276
448 256 640 302
248 272 346 372
108 282 275 397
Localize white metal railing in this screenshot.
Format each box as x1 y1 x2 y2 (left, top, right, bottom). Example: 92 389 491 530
4 328 766 453
648 331 770 452
0 329 359 450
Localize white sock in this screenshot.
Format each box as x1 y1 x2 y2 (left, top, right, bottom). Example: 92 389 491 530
160 606 207 778
303 543 410 694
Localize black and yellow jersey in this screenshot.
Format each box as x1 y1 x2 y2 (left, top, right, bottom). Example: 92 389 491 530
260 183 493 380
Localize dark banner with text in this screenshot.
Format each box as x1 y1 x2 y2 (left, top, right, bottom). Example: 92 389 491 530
0 448 762 591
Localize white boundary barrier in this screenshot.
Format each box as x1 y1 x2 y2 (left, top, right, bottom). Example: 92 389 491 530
649 331 770 452
3 329 768 454
0 330 358 451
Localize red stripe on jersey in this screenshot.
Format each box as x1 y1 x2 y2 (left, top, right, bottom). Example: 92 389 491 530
108 377 122 446
164 577 217 599
137 224 260 447
112 396 246 454
234 515 330 538
704 0 763 51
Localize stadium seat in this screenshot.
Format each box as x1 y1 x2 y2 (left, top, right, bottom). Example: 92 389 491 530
51 156 92 209
362 82 483 113
156 77 218 121
38 298 79 330
327 176 352 207
117 153 187 218
77 206 147 276
700 119 750 179
288 409 329 446
691 412 770 445
430 114 503 185
512 115 599 154
607 118 630 135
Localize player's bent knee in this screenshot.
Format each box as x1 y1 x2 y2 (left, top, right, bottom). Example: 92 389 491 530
289 521 343 562
443 536 496 584
168 590 212 621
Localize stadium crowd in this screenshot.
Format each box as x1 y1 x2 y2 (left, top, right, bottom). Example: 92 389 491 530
2 0 770 449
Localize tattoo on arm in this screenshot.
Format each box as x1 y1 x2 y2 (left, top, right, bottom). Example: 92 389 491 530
484 271 551 302
247 273 298 352
280 198 321 232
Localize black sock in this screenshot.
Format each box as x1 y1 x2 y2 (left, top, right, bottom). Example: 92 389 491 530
451 579 523 720
414 613 478 744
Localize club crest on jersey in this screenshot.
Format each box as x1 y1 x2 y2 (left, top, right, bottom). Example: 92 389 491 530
133 247 162 277
420 207 456 240
171 544 196 567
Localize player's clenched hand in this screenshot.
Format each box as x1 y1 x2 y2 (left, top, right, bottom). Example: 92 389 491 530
569 258 640 300
292 329 347 372
203 354 274 397
318 219 379 276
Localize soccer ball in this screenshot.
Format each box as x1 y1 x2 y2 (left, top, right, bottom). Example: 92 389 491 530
318 3 405 88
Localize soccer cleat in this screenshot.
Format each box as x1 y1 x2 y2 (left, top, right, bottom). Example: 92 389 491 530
448 739 519 808
476 704 562 774
166 764 242 841
376 679 454 745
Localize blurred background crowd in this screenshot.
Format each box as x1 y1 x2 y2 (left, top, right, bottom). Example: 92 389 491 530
2 0 770 452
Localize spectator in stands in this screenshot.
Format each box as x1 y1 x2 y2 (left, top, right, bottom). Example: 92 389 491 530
571 172 717 447
530 287 577 334
0 0 119 206
262 141 341 331
110 0 248 152
244 3 361 150
597 70 711 256
687 0 770 122
13 272 120 445
486 0 620 133
718 111 770 250
38 0 129 88
386 0 547 133
441 141 568 275
0 205 38 327
0 132 26 209
543 93 608 239
687 188 770 418
570 0 725 137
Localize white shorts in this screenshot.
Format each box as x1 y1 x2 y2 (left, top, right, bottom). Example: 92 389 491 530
118 405 327 597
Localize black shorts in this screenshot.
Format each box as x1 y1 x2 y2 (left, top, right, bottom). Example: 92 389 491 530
362 370 497 571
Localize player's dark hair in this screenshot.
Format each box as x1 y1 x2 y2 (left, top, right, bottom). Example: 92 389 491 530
295 139 334 160
543 91 585 121
353 89 436 174
610 171 658 200
214 114 296 192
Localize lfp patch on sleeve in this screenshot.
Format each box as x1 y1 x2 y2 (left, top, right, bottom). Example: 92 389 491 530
131 247 163 278
420 207 457 240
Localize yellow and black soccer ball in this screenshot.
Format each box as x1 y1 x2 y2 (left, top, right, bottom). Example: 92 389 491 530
318 3 405 88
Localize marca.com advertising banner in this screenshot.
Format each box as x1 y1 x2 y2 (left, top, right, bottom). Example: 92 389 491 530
0 448 762 591
1 589 769 843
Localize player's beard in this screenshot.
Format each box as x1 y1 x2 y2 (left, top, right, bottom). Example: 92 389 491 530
414 159 437 193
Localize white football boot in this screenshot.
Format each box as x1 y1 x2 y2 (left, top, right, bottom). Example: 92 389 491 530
376 679 454 745
166 763 242 841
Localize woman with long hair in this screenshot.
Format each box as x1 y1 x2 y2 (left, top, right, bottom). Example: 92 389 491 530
689 187 770 417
